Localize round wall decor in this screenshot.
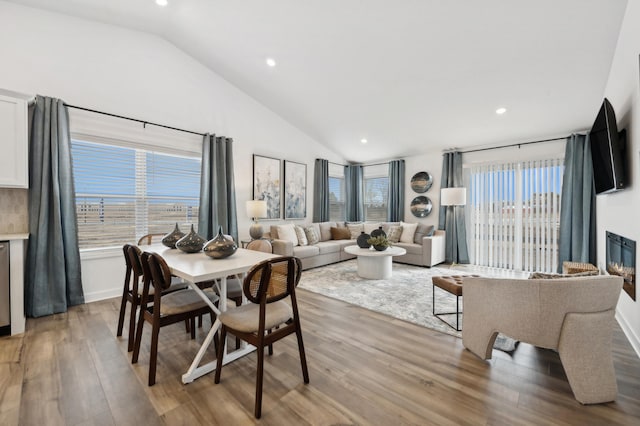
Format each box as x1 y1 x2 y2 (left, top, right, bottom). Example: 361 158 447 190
410 171 433 193
410 196 433 218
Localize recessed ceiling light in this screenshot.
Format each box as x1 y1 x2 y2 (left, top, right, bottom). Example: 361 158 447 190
496 107 507 115
266 58 277 67
361 139 368 144
156 0 168 6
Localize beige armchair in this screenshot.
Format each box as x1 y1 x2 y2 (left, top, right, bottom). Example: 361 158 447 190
462 275 623 404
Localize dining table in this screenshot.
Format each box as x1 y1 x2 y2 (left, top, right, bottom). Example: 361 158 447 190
143 244 278 384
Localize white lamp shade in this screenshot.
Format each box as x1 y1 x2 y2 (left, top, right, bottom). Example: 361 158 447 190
440 187 466 206
246 200 268 219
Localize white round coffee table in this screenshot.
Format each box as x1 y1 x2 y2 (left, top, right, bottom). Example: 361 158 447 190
344 245 407 279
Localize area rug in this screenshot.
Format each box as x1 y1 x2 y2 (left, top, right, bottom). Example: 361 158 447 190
298 259 518 352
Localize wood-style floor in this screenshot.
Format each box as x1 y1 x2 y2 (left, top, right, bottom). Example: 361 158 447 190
2 289 640 425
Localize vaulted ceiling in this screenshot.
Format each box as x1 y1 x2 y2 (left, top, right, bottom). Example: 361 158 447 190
6 0 628 162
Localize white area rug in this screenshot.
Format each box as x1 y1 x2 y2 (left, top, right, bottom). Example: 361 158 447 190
299 259 518 351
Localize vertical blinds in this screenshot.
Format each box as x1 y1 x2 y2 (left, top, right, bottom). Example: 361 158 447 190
72 139 201 249
469 158 563 273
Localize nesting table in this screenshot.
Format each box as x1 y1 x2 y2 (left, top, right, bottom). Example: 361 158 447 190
344 245 407 279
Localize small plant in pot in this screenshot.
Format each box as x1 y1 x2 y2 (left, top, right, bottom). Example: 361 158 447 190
367 235 391 251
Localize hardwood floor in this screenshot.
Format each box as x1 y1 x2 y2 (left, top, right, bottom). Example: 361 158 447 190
2 289 640 425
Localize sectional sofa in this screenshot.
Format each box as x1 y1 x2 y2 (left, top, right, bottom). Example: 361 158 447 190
265 221 446 270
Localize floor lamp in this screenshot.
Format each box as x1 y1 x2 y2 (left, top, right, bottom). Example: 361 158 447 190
440 187 466 265
246 200 268 240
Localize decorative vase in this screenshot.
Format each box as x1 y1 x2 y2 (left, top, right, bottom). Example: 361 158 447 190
161 223 185 249
357 232 371 249
371 226 386 239
373 244 388 251
203 226 238 259
176 225 206 253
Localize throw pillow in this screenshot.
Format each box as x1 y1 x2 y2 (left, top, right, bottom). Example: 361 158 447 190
346 222 364 239
330 226 351 240
318 222 336 241
295 225 308 246
413 224 435 244
387 225 403 243
363 222 381 234
528 270 600 279
276 224 298 246
304 226 320 245
399 222 418 244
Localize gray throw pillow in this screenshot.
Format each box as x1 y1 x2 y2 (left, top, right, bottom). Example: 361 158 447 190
414 224 435 244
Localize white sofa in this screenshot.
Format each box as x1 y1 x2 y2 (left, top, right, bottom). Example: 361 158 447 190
266 221 446 270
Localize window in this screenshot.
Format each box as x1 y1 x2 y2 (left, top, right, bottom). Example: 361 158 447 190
72 139 201 249
328 163 345 221
468 158 563 273
363 164 389 221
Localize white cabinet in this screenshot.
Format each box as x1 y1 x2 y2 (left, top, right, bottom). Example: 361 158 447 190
0 90 29 188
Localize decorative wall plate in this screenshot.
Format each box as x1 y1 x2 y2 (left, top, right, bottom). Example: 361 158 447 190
411 171 433 193
410 196 433 217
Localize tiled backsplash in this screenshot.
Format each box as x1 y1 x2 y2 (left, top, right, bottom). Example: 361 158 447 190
0 188 28 234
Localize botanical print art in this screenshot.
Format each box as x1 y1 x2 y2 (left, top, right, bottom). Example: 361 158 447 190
253 155 281 219
284 160 306 219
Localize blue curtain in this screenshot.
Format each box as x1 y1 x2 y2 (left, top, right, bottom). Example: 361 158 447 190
198 134 238 241
313 159 330 222
388 159 405 222
439 151 469 264
558 134 596 270
345 164 363 222
26 96 84 317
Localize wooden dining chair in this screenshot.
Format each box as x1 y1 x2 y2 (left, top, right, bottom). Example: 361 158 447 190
131 251 219 386
137 233 166 246
116 244 189 352
214 256 309 418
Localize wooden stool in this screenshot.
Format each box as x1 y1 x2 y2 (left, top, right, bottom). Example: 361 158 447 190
432 275 479 331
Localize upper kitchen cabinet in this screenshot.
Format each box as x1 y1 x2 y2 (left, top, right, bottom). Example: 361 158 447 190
0 89 30 188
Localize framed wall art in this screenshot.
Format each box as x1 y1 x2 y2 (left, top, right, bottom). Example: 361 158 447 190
284 160 307 219
253 154 281 219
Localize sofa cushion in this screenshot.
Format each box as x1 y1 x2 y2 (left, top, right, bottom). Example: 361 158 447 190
330 226 351 240
277 224 299 246
270 225 279 239
399 222 418 244
364 222 382 234
318 222 337 241
292 245 320 258
295 225 308 246
395 242 422 255
414 223 435 244
387 225 403 243
304 226 320 245
346 222 364 239
315 241 341 254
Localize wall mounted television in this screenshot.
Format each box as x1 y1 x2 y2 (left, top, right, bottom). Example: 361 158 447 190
589 98 626 194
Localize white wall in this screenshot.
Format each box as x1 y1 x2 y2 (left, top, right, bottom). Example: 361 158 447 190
599 0 640 355
0 1 343 302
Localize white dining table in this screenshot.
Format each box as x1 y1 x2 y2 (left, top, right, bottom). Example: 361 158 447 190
143 244 278 384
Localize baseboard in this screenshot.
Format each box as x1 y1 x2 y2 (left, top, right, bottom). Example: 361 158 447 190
84 287 121 304
616 310 640 359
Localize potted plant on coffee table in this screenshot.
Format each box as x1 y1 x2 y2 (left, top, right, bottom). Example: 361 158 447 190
367 235 391 251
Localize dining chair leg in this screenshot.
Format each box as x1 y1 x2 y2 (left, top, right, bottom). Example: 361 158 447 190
267 329 273 355
131 307 146 364
190 317 196 339
116 291 128 337
148 322 160 386
255 339 265 419
127 299 138 352
214 326 228 384
295 326 310 384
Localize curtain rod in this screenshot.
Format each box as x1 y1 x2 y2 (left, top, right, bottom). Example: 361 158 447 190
64 104 207 137
452 135 571 154
328 160 395 167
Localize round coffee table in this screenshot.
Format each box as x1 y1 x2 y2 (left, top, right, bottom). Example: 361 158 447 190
344 245 407 279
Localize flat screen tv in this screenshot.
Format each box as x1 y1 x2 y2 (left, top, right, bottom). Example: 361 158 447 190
589 98 626 194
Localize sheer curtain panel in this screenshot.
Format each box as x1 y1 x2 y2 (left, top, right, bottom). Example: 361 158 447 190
26 95 84 317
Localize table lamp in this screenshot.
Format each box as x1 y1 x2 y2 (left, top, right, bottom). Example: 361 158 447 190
246 200 268 240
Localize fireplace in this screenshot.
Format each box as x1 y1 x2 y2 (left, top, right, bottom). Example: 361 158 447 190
606 231 636 301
